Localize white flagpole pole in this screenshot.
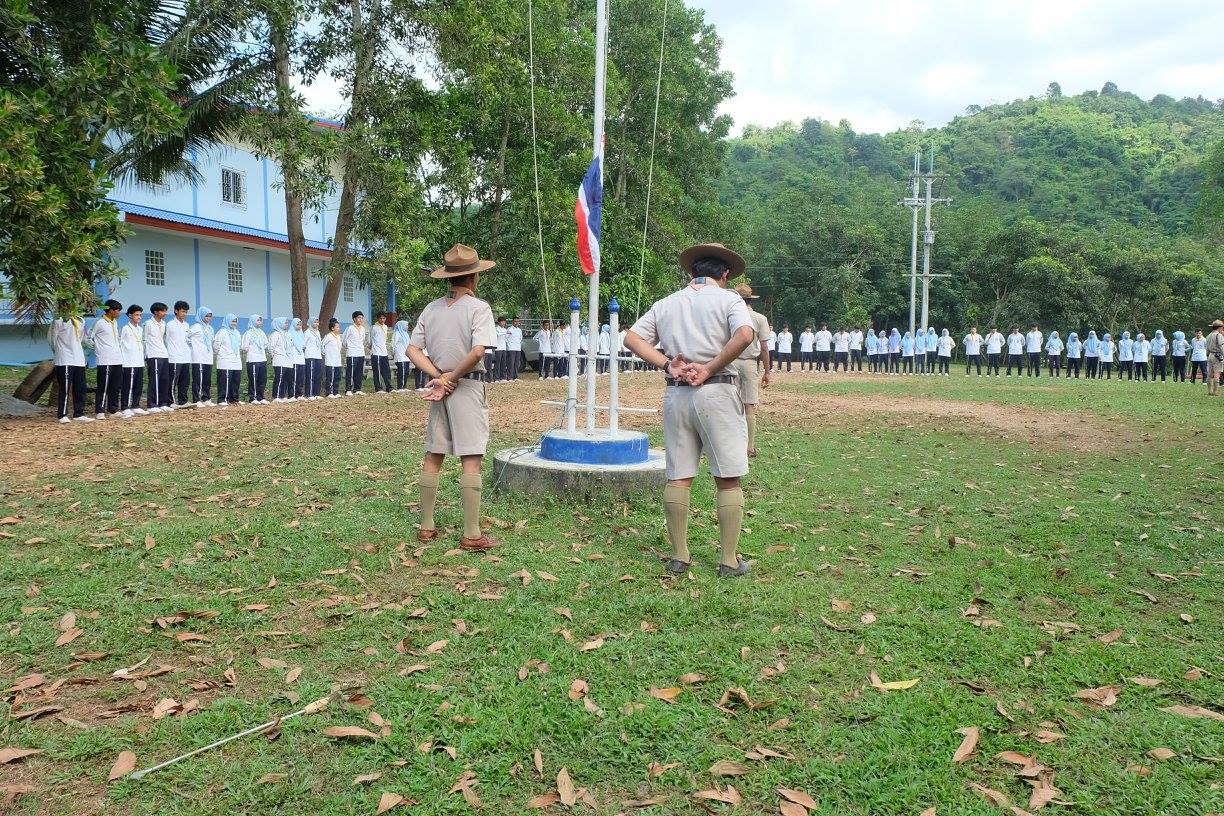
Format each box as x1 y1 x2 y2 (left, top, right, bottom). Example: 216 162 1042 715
567 297 580 432
608 297 619 433
585 0 608 433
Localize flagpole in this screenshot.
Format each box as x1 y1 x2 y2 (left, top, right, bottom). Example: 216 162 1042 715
585 0 608 433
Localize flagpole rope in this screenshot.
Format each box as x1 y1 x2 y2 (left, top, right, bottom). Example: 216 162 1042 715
527 0 554 322
634 0 669 319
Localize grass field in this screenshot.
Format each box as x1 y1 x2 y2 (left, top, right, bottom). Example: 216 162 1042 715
1 370 1221 816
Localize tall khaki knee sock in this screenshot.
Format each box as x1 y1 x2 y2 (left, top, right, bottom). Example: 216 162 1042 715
459 473 483 539
663 484 691 563
746 411 757 451
717 488 745 568
419 471 440 530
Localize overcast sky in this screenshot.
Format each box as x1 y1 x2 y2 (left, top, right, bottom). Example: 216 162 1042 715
701 0 1224 134
300 0 1224 136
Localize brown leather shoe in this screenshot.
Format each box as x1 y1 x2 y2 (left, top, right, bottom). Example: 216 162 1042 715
417 528 438 543
459 534 500 551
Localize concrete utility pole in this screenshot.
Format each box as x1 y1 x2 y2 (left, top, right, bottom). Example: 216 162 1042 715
899 149 922 336
918 147 951 334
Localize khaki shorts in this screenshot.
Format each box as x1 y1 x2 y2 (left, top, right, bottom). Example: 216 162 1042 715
731 358 759 405
663 382 748 480
425 378 489 457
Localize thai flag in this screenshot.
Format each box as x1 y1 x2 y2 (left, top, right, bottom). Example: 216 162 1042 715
575 150 602 276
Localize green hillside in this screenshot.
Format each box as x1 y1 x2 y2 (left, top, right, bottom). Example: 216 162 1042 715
718 84 1224 333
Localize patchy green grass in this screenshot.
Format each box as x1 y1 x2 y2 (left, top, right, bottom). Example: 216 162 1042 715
1 374 1221 816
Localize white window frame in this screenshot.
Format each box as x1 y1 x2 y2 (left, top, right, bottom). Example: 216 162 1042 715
342 275 355 302
144 249 166 286
221 167 247 208
227 260 244 293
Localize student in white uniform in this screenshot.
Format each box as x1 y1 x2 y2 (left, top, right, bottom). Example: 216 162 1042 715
1170 330 1189 382
1132 332 1150 381
622 243 755 578
86 299 124 419
343 311 368 395
962 326 983 376
508 318 524 380
392 319 412 391
119 304 146 417
1189 329 1208 384
798 326 815 371
189 305 215 407
493 317 509 381
1045 330 1063 377
535 321 554 379
1065 332 1083 378
596 324 612 375
1098 332 1115 379
143 302 171 411
322 318 344 397
165 300 192 407
865 328 878 372
1083 330 1100 378
48 309 90 423
1117 331 1134 380
936 328 954 375
269 317 293 401
550 322 565 378
1025 323 1043 377
1006 327 1025 376
304 317 323 398
983 327 1003 377
369 312 392 393
775 325 793 372
287 318 305 399
832 327 850 372
242 314 269 404
213 313 243 406
1149 330 1168 382
849 326 864 372
764 331 777 372
814 323 833 372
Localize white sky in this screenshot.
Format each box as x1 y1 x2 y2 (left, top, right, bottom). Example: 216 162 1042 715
301 0 1224 136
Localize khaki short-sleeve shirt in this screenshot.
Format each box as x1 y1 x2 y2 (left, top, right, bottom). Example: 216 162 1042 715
410 294 497 373
738 309 773 360
630 282 752 370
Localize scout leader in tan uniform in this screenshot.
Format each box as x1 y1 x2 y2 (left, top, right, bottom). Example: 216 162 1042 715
730 283 773 458
406 244 500 551
623 243 756 577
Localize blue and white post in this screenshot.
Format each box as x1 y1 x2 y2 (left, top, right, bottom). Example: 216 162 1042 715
608 297 619 433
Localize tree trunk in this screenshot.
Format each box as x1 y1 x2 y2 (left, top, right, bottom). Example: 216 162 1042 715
488 115 511 259
274 25 311 321
318 0 377 328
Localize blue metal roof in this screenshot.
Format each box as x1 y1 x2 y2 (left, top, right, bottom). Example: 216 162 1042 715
109 200 333 252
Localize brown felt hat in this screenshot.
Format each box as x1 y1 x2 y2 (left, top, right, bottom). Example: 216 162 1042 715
734 283 759 300
679 242 746 279
1213 319 1224 329
428 243 496 279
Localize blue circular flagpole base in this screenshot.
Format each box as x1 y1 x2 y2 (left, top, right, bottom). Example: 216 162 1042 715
539 429 651 466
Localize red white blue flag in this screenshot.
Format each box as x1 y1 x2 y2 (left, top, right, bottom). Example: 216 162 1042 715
575 150 602 276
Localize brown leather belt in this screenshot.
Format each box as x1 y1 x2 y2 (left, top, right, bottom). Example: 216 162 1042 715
666 374 734 387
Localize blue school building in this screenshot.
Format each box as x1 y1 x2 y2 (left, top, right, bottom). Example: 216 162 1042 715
0 123 372 365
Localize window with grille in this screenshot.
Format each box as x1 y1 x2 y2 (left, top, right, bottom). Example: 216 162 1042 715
343 275 355 302
145 249 166 286
221 167 246 207
227 261 243 292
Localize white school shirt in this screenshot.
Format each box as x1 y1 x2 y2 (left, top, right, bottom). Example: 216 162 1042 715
1118 338 1133 361
189 321 214 365
985 332 1004 354
369 323 389 356
87 316 123 366
242 328 268 362
342 324 367 358
1099 342 1115 362
495 325 508 351
270 331 294 368
1171 337 1189 357
1007 332 1025 354
776 331 793 354
849 330 863 350
166 318 191 364
550 328 563 356
144 319 168 359
392 330 410 363
937 335 954 357
1025 330 1043 353
963 333 982 355
213 328 243 371
597 331 611 355
507 325 523 352
1189 338 1207 361
48 318 87 367
305 329 322 360
833 331 850 353
814 329 832 352
119 321 144 368
322 332 343 366
798 331 815 353
1133 340 1150 363
535 329 552 355
1046 337 1063 356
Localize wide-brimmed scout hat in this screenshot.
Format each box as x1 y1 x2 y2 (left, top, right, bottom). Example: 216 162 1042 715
679 242 746 279
734 283 759 300
428 243 496 279
1212 319 1224 329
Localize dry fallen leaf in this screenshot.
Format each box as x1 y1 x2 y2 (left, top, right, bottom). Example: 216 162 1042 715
1072 685 1120 708
693 786 741 804
969 782 1009 807
55 627 83 647
709 759 749 777
1096 628 1123 644
648 761 679 777
285 667 302 684
108 751 136 782
1129 676 1162 687
831 598 853 612
568 679 588 700
425 639 449 654
527 792 561 809
649 687 682 704
376 792 404 814
579 637 605 652
1034 729 1065 744
257 773 287 784
1161 705 1224 722
352 772 383 785
952 726 980 763
778 788 819 809
1146 747 1176 761
557 768 577 807
0 748 42 765
779 802 807 816
323 726 380 741
869 673 921 692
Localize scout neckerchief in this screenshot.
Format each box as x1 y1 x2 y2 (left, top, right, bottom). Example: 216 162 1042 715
128 318 144 351
102 314 118 340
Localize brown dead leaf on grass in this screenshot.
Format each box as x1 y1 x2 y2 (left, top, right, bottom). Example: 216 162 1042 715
526 792 560 809
1128 676 1161 687
649 761 679 777
780 802 807 816
352 772 383 785
693 786 741 804
952 727 979 763
568 679 588 700
869 673 921 692
1146 748 1176 761
1096 628 1123 644
1072 685 1120 708
1161 704 1224 722
679 672 707 685
709 759 749 777
0 748 42 764
257 773 287 784
376 792 409 814
579 637 605 652
624 795 668 808
449 771 482 808
778 788 819 809
716 687 775 712
556 768 576 807
55 627 83 647
649 686 682 704
108 751 136 781
323 726 380 741
969 782 1009 807
1034 729 1065 744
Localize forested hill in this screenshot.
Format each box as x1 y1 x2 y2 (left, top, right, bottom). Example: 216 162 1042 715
718 85 1224 333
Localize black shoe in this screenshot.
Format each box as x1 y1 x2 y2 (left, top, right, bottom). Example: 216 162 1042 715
717 559 750 578
665 559 691 575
